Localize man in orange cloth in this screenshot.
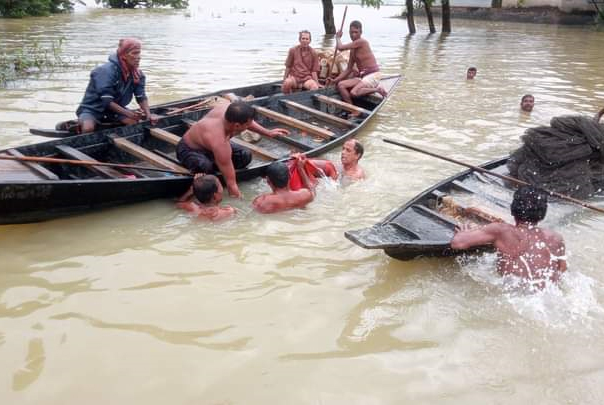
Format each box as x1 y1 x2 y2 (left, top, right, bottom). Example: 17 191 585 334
77 38 160 133
282 30 321 94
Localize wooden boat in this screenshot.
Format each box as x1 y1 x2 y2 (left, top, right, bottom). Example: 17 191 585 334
345 156 516 261
29 80 287 138
0 75 401 224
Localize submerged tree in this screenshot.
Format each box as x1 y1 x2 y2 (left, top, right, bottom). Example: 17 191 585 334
95 0 187 9
406 0 416 34
321 0 336 34
0 0 74 17
441 0 451 33
422 0 436 33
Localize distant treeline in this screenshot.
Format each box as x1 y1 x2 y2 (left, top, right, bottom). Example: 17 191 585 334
0 0 188 18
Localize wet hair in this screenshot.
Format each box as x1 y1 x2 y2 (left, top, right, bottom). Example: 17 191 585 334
225 101 256 124
352 139 364 159
265 162 290 189
521 94 534 103
193 175 219 204
467 67 477 73
299 30 311 41
511 186 547 223
350 20 362 31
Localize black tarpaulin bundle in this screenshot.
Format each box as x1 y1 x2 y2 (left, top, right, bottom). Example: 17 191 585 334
507 115 604 199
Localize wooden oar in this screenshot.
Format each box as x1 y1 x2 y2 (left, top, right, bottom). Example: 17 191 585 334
325 5 348 81
0 154 191 176
383 138 604 214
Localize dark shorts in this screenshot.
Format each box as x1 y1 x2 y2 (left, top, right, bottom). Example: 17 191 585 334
176 138 252 174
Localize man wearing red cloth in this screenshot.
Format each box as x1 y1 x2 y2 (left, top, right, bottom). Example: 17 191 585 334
282 30 321 94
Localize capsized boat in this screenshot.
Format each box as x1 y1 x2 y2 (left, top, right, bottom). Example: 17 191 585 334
345 156 516 261
1 75 401 224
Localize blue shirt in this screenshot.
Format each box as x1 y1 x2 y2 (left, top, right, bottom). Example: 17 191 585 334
76 53 147 120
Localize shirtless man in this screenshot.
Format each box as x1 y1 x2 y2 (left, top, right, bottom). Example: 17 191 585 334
176 101 289 198
520 94 534 113
252 158 315 214
451 186 566 289
466 67 477 80
298 139 365 183
282 30 321 94
176 174 235 221
330 20 387 104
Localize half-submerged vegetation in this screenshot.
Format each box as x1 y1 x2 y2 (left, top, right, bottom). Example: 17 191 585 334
1 0 187 18
0 38 70 86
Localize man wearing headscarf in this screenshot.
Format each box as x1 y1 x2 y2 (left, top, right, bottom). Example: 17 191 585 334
76 38 159 133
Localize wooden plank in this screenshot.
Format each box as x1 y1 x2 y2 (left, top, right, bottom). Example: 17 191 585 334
181 118 280 159
280 100 355 128
149 128 181 146
231 138 279 160
6 149 59 180
253 105 336 140
313 94 371 116
55 145 125 179
109 135 188 173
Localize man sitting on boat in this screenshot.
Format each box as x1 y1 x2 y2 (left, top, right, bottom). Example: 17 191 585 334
282 30 321 94
329 20 387 104
253 158 315 214
176 174 235 221
76 38 161 133
177 101 289 198
450 186 567 290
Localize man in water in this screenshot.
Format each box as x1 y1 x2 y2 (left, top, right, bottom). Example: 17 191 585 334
466 67 477 80
77 38 161 133
330 20 387 104
253 158 315 214
310 139 365 181
282 30 321 94
176 174 235 221
450 186 566 289
520 94 535 113
177 101 289 198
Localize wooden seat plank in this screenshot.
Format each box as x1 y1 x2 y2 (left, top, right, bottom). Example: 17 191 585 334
149 128 182 146
313 94 371 116
280 100 355 128
6 149 59 180
108 135 188 173
181 118 279 160
253 105 336 140
55 145 125 179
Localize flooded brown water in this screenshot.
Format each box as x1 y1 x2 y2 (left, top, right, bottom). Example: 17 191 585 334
1 1 604 403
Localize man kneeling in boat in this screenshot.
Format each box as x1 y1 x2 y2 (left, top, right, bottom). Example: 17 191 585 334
76 38 161 133
253 158 315 214
451 186 566 289
176 174 235 221
177 101 289 198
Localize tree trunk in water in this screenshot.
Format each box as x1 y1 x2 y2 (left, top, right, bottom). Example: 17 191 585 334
423 0 436 34
441 0 451 33
406 0 416 34
322 0 336 35
491 0 502 8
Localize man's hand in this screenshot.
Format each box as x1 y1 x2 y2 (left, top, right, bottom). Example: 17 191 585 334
336 30 343 39
147 113 162 125
227 183 242 199
129 110 144 122
267 128 290 138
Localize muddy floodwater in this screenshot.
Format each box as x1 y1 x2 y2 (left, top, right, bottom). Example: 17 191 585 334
1 1 604 403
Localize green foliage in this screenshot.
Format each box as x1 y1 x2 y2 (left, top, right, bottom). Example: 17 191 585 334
0 0 73 17
361 0 384 9
0 38 70 86
95 0 188 9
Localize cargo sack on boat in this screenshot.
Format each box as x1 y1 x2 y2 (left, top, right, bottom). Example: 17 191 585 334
507 115 604 198
316 50 349 80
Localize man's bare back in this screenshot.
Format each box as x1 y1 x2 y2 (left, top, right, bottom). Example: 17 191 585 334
450 186 567 289
182 103 230 152
252 188 313 214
